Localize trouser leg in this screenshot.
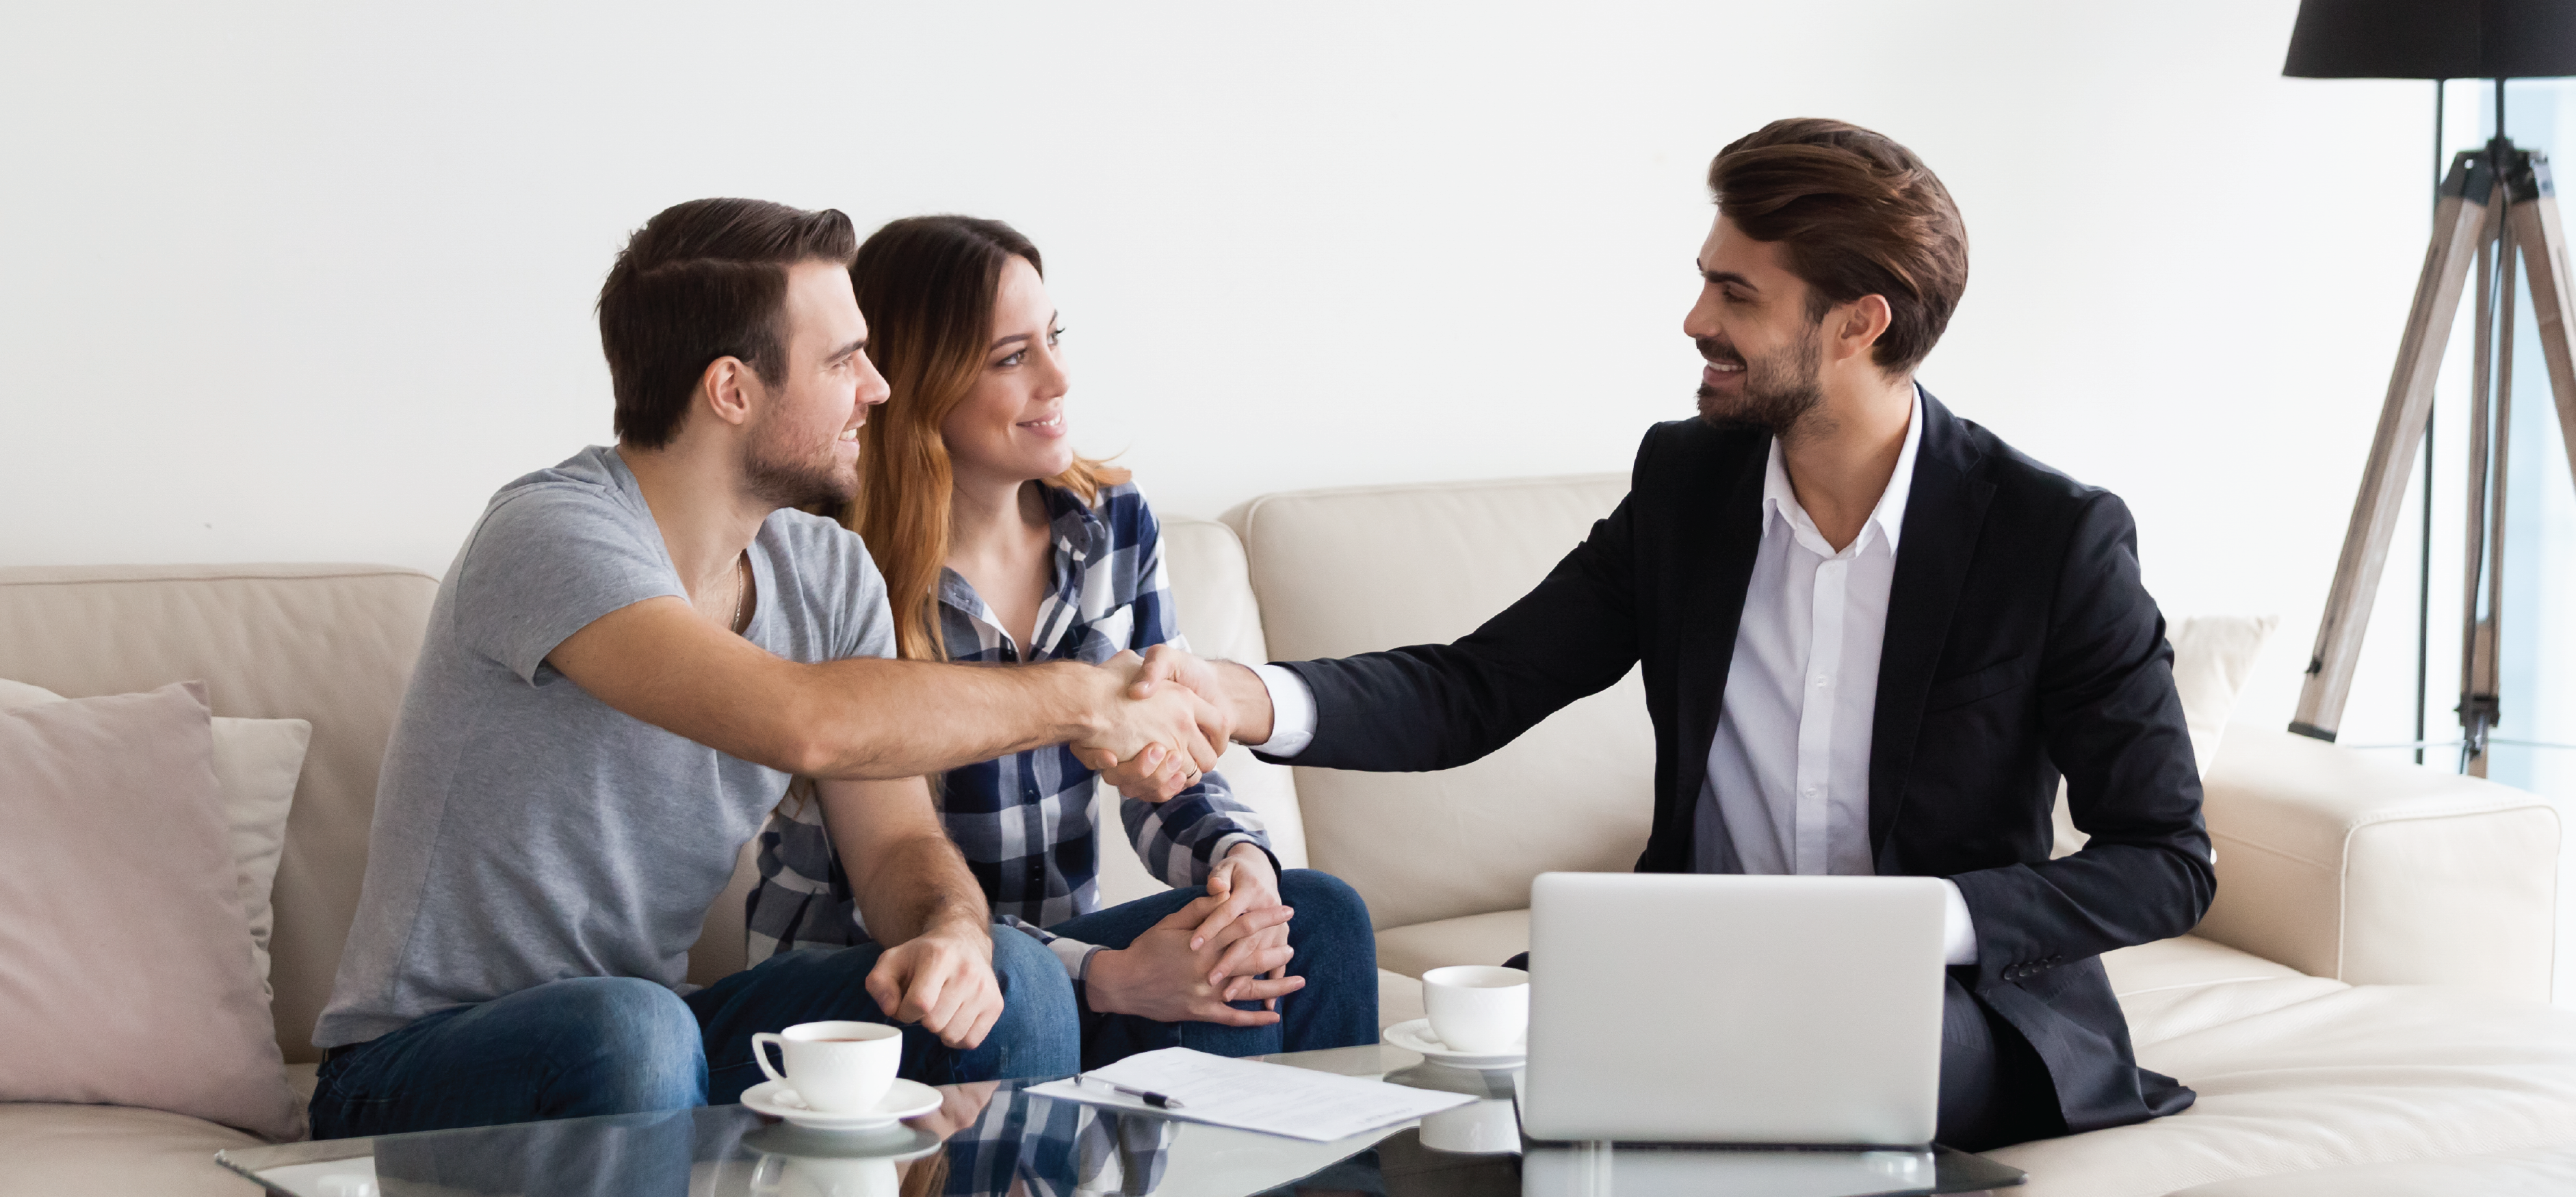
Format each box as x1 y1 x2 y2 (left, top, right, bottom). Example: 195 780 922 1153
307 976 704 1138
1935 974 2064 1152
686 928 1081 1105
1049 871 1379 1068
1271 870 1378 1053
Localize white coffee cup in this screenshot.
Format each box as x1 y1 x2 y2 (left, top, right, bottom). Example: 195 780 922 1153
1421 964 1529 1053
752 1021 902 1114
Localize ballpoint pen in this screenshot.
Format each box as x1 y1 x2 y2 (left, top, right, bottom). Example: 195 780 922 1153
1078 1074 1186 1109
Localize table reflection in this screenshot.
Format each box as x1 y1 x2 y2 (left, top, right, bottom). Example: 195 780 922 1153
362 1079 1178 1197
268 1047 2018 1197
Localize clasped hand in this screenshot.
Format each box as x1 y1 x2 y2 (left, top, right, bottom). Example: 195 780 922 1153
1086 889 1301 1027
1071 648 1236 801
1074 646 1242 802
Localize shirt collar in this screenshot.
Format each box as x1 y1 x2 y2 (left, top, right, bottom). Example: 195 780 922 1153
936 482 1106 656
1758 382 1926 555
1039 482 1101 564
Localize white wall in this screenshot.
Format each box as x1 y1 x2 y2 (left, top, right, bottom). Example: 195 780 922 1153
0 1 2462 739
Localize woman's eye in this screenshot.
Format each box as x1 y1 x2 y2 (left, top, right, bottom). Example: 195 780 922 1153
998 350 1026 367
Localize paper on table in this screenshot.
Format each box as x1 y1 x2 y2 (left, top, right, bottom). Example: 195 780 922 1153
1025 1047 1478 1142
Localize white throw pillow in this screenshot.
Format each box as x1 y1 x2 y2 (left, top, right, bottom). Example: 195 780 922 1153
0 678 310 995
2049 615 2278 858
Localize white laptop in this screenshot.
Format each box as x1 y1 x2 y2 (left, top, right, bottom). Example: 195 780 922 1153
1518 871 1948 1146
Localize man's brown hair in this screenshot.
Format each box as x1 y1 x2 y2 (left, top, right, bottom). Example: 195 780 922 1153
596 198 859 449
1708 118 1967 374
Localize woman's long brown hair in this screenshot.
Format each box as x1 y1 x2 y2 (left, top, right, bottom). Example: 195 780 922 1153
848 215 1128 661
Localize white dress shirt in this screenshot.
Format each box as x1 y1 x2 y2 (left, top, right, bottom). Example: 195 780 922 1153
1249 386 1974 965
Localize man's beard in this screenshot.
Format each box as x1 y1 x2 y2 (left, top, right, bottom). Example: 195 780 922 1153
742 418 859 512
1695 321 1825 438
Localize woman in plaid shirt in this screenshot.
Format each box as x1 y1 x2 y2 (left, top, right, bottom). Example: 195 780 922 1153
746 215 1375 1067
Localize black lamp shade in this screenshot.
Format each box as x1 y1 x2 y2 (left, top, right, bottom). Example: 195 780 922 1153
2284 0 2576 79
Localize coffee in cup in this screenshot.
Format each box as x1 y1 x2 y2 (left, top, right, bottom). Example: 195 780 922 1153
1421 964 1529 1053
752 1021 902 1114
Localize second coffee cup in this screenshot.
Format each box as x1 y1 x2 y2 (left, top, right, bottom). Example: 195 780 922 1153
1421 964 1529 1053
751 1021 902 1113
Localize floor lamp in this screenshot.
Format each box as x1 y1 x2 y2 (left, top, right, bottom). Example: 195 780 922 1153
2282 0 2576 776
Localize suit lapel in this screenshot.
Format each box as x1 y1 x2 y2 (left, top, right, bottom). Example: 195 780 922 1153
1869 392 1994 860
1663 430 1770 869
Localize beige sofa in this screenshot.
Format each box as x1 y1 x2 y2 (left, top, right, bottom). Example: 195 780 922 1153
3 473 2573 1196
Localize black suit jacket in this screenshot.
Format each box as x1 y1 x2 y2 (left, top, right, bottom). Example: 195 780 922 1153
1269 393 2214 1135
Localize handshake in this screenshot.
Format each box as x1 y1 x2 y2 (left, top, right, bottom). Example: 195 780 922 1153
1069 646 1273 802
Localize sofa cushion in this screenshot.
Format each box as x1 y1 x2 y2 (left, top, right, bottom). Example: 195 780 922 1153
0 678 310 996
1375 910 1531 979
0 564 439 1065
0 681 300 1140
2099 934 2350 1049
2170 614 2277 776
2165 1144 2576 1196
1984 986 2576 1196
1377 969 1427 1032
0 1103 263 1197
1226 475 1650 931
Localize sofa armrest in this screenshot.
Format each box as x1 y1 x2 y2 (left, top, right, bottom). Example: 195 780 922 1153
2192 724 2561 1001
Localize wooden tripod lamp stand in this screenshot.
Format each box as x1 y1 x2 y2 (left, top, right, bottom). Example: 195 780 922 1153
2282 1 2576 776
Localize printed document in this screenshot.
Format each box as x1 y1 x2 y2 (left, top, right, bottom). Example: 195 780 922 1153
1025 1048 1477 1142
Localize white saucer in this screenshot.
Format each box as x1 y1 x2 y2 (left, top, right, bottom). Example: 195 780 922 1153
1384 1018 1527 1068
741 1078 942 1131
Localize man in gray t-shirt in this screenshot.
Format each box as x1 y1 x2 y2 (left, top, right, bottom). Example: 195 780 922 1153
309 199 1234 1138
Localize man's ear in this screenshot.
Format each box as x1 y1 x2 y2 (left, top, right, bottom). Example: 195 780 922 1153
1831 295 1894 366
698 356 759 430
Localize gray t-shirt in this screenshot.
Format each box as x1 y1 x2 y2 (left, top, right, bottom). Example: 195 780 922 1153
315 446 894 1049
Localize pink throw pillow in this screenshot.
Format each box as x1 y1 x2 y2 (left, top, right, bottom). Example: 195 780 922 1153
0 681 299 1140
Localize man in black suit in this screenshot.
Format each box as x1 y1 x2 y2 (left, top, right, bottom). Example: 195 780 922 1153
1108 118 2213 1150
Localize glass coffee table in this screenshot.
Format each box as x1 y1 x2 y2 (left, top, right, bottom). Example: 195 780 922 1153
218 1044 2024 1196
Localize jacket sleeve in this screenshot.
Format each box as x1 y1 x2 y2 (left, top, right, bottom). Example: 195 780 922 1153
1949 491 2217 982
1266 429 1655 772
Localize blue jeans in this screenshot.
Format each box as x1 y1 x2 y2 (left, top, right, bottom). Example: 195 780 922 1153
308 927 1078 1137
1056 869 1377 1069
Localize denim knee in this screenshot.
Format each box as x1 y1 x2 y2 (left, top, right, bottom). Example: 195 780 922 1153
538 977 705 1114
1280 871 1373 942
981 928 1080 1078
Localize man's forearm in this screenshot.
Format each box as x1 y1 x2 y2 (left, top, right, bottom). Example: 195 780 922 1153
853 829 992 947
549 598 1121 781
785 657 1113 780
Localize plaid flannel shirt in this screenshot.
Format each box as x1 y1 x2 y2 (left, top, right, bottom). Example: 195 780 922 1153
746 482 1275 984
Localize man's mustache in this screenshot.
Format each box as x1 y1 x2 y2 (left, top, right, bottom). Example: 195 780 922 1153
1695 337 1744 366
